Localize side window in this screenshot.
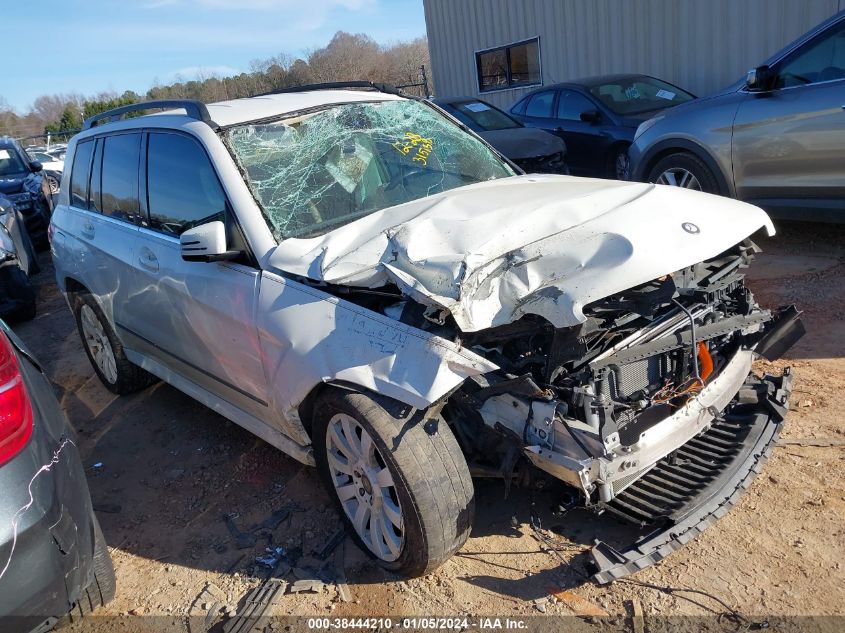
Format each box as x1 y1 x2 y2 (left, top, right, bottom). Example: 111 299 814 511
556 91 596 121
524 91 555 118
146 132 226 236
69 140 94 208
777 20 845 88
511 97 528 116
101 133 141 223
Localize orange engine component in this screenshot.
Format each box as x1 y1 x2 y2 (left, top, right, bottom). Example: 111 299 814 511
697 341 714 381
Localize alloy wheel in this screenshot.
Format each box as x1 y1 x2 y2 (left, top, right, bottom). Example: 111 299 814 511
655 167 702 190
325 412 404 561
615 152 630 180
80 304 118 384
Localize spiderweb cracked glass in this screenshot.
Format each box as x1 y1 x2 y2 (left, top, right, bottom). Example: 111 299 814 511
226 99 513 240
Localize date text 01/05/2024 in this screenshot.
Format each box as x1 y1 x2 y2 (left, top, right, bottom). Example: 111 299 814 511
306 617 529 630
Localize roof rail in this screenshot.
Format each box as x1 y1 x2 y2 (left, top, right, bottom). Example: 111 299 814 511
82 99 217 131
258 81 405 98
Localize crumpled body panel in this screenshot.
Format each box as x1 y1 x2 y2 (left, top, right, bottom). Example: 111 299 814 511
256 272 498 437
270 175 775 332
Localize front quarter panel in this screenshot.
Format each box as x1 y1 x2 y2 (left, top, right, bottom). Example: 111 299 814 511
629 93 746 195
257 271 498 440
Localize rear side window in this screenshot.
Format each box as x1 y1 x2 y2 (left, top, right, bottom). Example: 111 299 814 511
100 133 141 222
146 133 226 236
70 140 94 208
524 91 555 117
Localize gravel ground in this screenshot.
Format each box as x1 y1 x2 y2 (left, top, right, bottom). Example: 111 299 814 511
8 220 845 632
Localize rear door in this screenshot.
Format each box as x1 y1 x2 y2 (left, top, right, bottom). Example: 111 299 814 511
119 130 269 419
516 90 559 134
62 133 141 328
733 17 845 207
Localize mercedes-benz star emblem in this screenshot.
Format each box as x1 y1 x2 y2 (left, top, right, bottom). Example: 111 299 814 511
682 222 700 234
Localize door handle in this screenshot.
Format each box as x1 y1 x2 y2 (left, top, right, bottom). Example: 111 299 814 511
81 220 94 239
138 248 159 272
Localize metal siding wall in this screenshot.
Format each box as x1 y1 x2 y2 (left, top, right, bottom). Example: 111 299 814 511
423 0 842 110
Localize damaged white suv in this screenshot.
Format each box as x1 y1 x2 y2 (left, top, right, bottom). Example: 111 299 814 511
51 84 802 581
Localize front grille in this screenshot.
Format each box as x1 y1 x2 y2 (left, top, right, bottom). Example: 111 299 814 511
611 465 653 496
605 417 748 526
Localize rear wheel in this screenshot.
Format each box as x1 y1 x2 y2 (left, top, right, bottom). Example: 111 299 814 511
73 293 157 394
647 152 720 193
313 388 474 577
46 173 60 195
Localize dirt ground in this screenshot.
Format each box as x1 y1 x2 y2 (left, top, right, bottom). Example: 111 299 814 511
11 220 845 632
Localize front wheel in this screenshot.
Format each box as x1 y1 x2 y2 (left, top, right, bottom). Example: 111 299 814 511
609 147 630 181
647 152 720 193
313 389 474 577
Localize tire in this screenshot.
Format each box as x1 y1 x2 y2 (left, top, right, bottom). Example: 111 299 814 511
608 145 631 181
64 517 116 625
73 293 157 395
46 174 60 195
4 265 37 322
15 211 40 276
647 152 720 194
313 388 474 577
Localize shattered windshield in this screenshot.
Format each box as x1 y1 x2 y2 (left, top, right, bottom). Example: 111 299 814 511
226 99 515 239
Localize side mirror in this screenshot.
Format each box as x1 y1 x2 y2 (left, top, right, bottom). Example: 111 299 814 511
745 65 773 92
180 221 240 263
29 161 43 172
579 110 601 124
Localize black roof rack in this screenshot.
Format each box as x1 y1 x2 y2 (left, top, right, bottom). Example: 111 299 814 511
258 80 405 98
82 99 218 131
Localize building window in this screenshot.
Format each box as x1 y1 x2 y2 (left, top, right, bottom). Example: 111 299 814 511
476 38 541 92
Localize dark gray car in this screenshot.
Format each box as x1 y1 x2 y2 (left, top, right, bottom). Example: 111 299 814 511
0 323 114 632
628 10 845 222
433 97 568 173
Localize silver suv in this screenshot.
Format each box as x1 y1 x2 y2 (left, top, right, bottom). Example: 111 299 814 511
629 10 845 222
51 83 801 581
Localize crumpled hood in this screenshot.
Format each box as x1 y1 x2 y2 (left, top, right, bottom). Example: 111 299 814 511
270 175 774 332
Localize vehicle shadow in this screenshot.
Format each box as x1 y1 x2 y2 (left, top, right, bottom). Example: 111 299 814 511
748 221 845 361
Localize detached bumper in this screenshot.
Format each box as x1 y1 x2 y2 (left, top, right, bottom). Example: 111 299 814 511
587 369 792 584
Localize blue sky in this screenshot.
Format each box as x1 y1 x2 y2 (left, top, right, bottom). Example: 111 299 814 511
3 0 426 112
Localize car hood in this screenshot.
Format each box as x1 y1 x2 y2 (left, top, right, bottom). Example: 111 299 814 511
478 127 566 160
269 174 774 333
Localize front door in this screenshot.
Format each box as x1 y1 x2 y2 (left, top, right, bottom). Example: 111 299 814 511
733 18 845 205
120 130 269 419
553 90 611 176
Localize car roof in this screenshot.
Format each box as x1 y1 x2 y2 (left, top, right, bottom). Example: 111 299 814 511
549 74 655 89
432 96 490 106
78 90 407 136
204 90 405 127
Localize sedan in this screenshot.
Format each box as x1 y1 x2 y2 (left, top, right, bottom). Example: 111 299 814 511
433 97 568 174
0 323 114 632
509 74 695 179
